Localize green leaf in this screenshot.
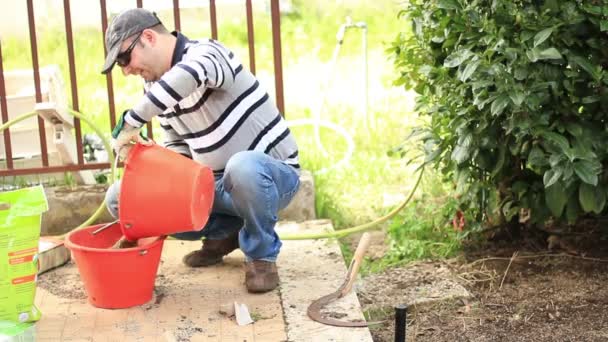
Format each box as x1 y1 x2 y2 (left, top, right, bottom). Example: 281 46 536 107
583 5 602 15
549 153 565 167
514 67 528 80
491 95 510 116
578 183 606 214
579 183 597 213
444 49 472 68
459 59 481 82
543 168 563 188
509 92 525 106
475 150 493 170
565 122 583 137
570 55 601 80
455 169 470 194
528 146 547 167
431 36 446 43
594 185 606 214
537 48 562 60
573 160 599 185
571 140 596 160
526 49 539 62
512 181 528 197
502 201 519 221
541 131 570 152
601 20 608 32
424 147 442 163
564 163 575 181
521 30 535 42
533 28 553 47
545 183 567 218
564 147 577 163
490 145 506 177
566 195 580 224
451 145 470 164
437 0 460 10
582 96 600 104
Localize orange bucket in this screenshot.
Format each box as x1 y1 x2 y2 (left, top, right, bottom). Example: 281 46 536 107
119 143 215 241
64 222 165 308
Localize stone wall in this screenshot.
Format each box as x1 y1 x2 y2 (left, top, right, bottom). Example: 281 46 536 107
41 170 316 236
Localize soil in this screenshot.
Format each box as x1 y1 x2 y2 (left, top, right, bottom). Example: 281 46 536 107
359 226 608 342
174 315 204 342
38 262 87 300
37 261 175 302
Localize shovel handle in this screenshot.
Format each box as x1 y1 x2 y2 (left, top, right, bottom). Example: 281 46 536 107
340 232 371 296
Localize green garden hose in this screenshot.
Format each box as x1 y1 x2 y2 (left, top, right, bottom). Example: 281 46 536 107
0 111 423 240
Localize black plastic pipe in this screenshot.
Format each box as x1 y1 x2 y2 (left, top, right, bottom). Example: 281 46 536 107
395 304 407 342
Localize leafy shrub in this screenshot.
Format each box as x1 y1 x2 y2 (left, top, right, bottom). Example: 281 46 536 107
391 0 608 227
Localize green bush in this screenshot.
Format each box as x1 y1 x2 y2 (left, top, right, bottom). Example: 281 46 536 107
391 0 608 227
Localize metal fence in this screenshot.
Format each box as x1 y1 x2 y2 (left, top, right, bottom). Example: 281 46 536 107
0 0 285 178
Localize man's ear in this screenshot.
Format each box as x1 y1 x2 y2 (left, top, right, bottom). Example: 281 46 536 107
141 29 156 46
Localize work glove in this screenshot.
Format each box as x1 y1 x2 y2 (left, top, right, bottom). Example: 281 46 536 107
111 111 151 161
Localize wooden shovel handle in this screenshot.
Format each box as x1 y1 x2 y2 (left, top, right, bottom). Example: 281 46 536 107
340 232 371 296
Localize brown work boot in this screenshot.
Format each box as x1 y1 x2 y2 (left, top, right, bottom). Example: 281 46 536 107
244 260 279 293
182 234 239 267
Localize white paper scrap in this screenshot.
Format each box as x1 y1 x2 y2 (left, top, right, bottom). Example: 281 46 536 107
234 302 254 326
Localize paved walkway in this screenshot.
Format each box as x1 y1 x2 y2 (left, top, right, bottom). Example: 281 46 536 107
34 221 373 341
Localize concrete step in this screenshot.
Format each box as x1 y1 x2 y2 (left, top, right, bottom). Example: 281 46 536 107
276 220 374 342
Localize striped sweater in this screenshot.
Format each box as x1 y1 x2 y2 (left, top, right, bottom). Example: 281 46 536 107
123 32 299 175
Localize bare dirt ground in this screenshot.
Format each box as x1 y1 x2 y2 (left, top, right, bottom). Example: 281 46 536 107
359 225 608 342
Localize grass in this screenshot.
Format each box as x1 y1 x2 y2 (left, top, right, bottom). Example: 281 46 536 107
1 0 464 270
1 0 403 135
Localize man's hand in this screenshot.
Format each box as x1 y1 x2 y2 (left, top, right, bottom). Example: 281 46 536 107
111 111 151 160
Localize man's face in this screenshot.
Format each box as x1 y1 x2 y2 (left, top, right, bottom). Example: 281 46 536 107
118 30 162 82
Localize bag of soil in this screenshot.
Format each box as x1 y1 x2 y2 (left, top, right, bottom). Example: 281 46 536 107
0 186 48 339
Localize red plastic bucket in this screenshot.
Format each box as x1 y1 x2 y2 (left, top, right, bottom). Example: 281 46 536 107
64 222 165 309
119 143 215 241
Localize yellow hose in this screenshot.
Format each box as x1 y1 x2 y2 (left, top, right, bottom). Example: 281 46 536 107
0 111 423 240
279 167 424 240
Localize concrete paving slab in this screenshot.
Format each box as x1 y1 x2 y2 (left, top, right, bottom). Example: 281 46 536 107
32 220 374 341
276 220 374 342
35 240 287 341
38 237 70 274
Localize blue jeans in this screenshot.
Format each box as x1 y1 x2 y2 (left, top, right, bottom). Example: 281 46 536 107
105 151 301 262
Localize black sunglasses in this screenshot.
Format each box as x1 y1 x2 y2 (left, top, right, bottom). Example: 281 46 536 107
116 31 143 67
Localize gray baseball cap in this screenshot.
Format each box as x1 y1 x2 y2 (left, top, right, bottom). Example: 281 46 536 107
101 8 162 74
